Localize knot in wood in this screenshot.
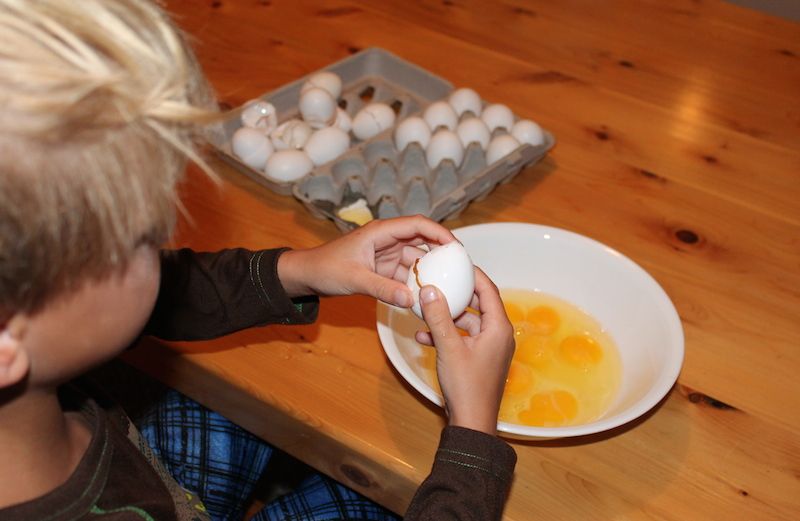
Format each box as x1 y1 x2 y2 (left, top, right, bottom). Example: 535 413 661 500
340 464 371 488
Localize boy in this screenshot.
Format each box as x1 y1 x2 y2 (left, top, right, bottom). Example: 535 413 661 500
0 1 516 520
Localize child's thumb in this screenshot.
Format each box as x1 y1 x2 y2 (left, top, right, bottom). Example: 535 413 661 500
419 285 459 348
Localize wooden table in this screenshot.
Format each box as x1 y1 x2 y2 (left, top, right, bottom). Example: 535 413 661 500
125 1 800 519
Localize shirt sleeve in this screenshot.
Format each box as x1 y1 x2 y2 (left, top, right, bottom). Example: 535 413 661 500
143 248 319 341
404 426 517 521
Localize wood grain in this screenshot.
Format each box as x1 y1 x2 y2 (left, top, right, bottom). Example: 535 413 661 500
124 1 800 519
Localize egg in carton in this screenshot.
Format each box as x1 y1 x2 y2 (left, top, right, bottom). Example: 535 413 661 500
295 99 555 232
209 48 555 231
210 48 451 194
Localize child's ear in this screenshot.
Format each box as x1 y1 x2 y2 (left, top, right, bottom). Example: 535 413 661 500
0 316 30 388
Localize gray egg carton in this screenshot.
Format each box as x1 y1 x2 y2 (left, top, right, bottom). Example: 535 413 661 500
208 47 555 232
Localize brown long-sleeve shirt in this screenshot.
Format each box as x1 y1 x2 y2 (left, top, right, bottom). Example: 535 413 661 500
2 248 516 520
405 426 516 521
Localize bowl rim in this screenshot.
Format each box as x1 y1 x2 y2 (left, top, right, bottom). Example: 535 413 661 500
376 222 685 439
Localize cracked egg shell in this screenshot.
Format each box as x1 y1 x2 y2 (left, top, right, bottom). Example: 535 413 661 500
299 87 337 129
332 107 352 133
406 242 475 319
270 119 313 150
265 149 313 182
304 126 350 166
232 126 274 170
352 103 395 140
240 100 277 131
300 71 343 100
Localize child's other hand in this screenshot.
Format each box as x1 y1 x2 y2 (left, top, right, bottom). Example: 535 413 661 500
277 216 456 307
415 268 514 435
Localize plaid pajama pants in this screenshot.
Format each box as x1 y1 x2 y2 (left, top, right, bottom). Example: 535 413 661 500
137 390 400 521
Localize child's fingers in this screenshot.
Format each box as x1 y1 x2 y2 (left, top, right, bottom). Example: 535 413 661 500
356 271 413 307
400 244 428 267
472 268 507 324
413 269 491 341
453 310 481 336
467 293 481 313
390 245 431 283
463 266 490 314
370 216 458 249
393 264 410 283
415 330 434 346
416 310 480 345
419 285 462 350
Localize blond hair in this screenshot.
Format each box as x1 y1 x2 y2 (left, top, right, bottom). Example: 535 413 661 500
0 0 217 318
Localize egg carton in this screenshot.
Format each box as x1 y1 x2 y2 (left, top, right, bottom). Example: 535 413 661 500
208 47 555 232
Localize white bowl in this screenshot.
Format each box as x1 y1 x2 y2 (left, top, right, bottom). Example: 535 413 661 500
377 222 684 439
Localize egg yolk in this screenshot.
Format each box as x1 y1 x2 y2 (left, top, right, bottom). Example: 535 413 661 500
505 361 534 395
519 390 578 426
526 306 560 335
420 346 437 374
419 347 441 394
513 321 534 344
559 334 603 368
515 335 551 368
423 289 622 429
504 301 525 324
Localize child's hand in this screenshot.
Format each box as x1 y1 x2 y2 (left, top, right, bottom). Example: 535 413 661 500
277 216 457 307
415 268 514 435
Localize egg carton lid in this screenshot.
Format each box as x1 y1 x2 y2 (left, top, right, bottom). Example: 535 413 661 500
208 47 453 195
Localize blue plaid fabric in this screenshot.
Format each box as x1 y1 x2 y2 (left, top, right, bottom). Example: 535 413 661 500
252 474 398 521
137 390 399 521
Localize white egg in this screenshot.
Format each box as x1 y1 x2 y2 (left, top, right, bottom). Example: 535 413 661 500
481 103 515 132
406 242 475 319
270 119 313 150
423 101 458 131
299 87 337 129
240 100 277 132
394 116 431 151
352 103 396 140
231 126 274 170
426 129 464 169
332 107 352 133
511 119 545 146
300 71 343 99
264 149 314 182
486 134 521 165
455 117 491 150
304 127 350 166
448 87 482 117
